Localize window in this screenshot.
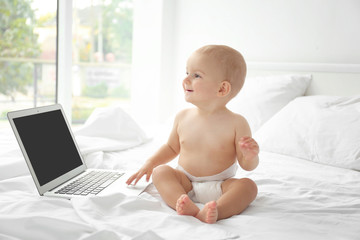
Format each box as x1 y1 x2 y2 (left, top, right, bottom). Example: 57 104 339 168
71 0 133 124
0 0 57 129
0 0 133 129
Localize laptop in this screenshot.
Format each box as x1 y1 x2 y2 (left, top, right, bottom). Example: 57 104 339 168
7 104 149 199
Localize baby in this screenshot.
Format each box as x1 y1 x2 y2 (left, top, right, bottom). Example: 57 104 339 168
127 45 259 224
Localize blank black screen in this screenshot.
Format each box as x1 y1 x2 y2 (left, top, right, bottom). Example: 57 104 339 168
13 110 83 186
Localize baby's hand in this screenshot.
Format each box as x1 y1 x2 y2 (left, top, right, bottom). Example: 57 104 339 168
238 136 259 161
126 162 154 186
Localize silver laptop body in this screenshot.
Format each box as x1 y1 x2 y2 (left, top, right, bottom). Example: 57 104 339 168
7 104 148 199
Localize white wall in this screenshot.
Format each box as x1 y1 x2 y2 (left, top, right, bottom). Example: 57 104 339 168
174 0 360 63
132 0 360 125
131 0 178 126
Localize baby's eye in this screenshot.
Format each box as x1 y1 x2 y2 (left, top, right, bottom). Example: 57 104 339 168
194 73 201 78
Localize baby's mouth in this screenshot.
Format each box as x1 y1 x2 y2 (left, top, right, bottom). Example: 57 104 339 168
185 89 194 92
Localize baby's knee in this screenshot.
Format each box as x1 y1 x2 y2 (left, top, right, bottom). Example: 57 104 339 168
242 178 258 200
152 165 173 182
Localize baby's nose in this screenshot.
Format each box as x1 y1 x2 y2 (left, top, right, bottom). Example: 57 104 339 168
183 75 192 84
182 79 190 90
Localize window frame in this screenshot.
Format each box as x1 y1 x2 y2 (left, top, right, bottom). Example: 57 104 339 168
56 0 73 121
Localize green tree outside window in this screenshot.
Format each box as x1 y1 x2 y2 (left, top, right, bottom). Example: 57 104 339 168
0 0 41 102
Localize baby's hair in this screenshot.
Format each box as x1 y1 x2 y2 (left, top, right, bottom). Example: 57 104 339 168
195 45 247 98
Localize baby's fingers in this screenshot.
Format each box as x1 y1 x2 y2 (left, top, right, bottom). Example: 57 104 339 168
134 168 154 185
238 137 259 151
127 171 144 185
134 171 147 185
239 138 252 147
126 172 138 185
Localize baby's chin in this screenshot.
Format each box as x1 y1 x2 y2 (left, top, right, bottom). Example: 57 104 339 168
184 98 196 106
183 95 193 103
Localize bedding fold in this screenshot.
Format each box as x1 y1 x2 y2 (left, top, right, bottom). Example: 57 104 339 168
74 106 151 155
71 193 240 240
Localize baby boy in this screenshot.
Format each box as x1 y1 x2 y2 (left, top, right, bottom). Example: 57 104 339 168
127 45 259 224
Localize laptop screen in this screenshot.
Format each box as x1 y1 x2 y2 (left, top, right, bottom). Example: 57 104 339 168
13 109 83 186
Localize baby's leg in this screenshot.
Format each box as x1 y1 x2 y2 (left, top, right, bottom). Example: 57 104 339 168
217 178 258 220
152 165 193 209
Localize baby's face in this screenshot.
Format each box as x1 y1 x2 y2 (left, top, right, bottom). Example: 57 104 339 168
183 52 225 105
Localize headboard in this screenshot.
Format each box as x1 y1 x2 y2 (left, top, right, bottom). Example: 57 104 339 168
247 62 360 96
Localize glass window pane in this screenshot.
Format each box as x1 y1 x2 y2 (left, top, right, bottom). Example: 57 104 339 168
0 0 57 129
72 0 133 124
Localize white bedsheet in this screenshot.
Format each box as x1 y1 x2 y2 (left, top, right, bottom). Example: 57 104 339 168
1 126 360 240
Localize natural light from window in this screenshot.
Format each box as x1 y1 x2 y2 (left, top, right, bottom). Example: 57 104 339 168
71 0 133 124
0 0 133 129
0 0 57 129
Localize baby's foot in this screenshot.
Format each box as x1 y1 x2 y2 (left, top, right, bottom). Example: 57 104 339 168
195 201 218 224
176 194 199 216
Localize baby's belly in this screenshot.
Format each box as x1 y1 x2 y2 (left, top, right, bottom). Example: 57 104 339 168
178 153 236 177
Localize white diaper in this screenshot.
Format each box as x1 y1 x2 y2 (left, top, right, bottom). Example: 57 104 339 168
177 162 238 204
177 162 238 182
188 181 223 204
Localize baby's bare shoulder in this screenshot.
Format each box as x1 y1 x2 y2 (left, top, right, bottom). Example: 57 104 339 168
227 110 248 124
228 111 251 134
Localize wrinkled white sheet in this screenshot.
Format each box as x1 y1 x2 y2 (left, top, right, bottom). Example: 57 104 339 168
1 125 360 239
74 105 151 155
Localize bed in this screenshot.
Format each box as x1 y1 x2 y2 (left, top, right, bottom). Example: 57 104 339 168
1 62 359 240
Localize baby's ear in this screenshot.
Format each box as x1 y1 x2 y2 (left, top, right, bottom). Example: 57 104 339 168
218 81 231 97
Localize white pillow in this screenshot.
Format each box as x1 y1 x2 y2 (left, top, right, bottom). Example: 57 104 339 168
255 96 360 170
228 74 312 132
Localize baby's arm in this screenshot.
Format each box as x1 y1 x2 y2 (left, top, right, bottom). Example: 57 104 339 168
126 143 178 185
126 113 181 185
234 116 259 171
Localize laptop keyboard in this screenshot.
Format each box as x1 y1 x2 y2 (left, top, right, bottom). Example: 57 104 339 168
55 170 124 196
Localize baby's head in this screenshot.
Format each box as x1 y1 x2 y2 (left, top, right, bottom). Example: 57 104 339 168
194 45 247 99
